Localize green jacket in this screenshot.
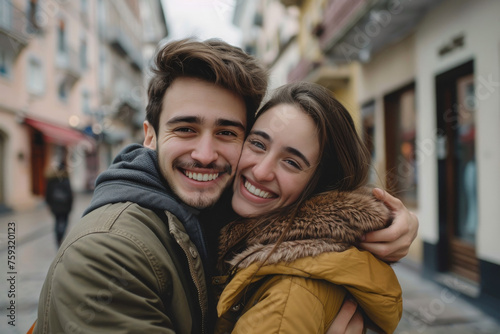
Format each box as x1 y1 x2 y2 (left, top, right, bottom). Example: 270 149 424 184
34 145 212 333
34 202 208 334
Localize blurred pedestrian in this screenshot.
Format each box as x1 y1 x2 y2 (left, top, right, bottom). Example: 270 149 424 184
45 162 73 247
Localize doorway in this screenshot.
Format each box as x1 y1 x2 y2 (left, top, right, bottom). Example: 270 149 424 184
384 83 417 208
435 60 479 282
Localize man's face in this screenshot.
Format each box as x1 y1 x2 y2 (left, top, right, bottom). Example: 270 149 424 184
144 77 247 209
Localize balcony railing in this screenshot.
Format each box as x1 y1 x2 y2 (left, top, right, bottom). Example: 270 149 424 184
100 25 144 71
99 2 144 71
287 58 315 83
319 0 366 51
287 57 350 90
55 46 82 85
0 4 34 55
320 0 442 62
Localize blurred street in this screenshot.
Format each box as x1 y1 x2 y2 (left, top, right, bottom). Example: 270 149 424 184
0 192 498 334
0 192 93 334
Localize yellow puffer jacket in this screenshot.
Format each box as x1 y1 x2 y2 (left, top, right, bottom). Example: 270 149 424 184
216 188 403 334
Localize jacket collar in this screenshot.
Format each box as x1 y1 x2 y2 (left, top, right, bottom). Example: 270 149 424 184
219 187 391 269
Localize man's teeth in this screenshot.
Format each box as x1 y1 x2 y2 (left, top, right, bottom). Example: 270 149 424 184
185 171 219 182
245 180 273 198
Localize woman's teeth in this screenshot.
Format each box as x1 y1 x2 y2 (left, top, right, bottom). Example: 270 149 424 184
244 180 273 198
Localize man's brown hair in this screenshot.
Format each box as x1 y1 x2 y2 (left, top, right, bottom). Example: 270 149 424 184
146 39 268 133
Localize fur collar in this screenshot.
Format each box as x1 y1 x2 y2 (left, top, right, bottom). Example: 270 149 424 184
219 187 391 270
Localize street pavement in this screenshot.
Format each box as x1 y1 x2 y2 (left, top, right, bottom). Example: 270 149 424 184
1 192 499 334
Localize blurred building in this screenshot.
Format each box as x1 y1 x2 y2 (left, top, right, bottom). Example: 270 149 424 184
243 0 500 316
0 0 167 211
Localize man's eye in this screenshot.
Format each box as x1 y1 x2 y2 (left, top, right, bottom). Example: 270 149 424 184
218 130 237 137
175 128 195 133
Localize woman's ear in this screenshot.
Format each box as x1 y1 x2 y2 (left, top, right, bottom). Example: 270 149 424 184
143 121 157 149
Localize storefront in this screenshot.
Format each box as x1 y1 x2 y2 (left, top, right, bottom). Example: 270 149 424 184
415 0 500 311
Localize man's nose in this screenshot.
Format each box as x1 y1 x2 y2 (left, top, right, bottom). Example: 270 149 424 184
191 135 219 166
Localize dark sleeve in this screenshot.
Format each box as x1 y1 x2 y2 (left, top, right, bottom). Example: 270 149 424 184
45 179 54 207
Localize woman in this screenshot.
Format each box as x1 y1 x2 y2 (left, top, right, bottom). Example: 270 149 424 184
215 82 402 333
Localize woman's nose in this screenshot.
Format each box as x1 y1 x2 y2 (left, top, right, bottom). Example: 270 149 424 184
251 156 275 182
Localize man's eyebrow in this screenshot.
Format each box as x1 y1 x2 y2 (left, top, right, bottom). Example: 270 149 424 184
166 116 201 125
285 147 311 167
216 118 246 132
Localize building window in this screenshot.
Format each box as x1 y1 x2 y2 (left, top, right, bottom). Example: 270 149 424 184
81 0 88 13
82 90 91 114
0 50 13 78
361 101 376 183
57 19 66 54
97 0 106 34
98 49 106 89
0 0 12 30
80 38 87 70
27 0 39 31
58 81 68 101
384 85 417 207
27 56 44 95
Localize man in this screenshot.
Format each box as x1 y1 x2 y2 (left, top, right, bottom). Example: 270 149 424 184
33 39 417 333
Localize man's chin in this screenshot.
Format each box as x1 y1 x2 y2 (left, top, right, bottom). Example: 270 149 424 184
178 192 222 210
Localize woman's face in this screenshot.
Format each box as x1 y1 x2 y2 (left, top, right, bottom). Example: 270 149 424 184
232 104 320 217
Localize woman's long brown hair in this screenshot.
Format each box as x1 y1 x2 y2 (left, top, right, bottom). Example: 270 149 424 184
219 82 371 272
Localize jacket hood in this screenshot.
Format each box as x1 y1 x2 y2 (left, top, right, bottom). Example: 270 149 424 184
219 187 392 269
83 143 208 262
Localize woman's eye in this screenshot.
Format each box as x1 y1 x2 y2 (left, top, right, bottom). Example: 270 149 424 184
249 140 265 150
284 159 301 170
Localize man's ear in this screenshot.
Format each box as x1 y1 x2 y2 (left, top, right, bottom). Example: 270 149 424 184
143 121 157 149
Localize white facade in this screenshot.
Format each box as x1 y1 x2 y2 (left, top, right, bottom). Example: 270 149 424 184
415 0 500 264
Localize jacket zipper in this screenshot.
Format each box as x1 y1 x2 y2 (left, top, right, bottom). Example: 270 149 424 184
175 236 206 334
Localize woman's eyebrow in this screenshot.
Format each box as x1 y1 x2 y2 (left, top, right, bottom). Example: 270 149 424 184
250 129 311 167
285 147 311 167
249 130 271 141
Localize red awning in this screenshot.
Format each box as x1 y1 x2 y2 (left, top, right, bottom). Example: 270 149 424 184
25 117 95 149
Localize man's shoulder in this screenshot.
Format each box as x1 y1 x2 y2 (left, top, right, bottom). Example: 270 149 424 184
64 202 168 245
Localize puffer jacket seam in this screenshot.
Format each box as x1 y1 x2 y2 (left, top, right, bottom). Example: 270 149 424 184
275 277 325 334
275 277 292 333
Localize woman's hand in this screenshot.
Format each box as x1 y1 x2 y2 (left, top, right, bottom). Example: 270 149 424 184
326 298 364 334
359 188 418 262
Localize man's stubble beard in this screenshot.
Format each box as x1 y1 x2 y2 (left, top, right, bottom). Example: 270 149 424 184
155 145 233 210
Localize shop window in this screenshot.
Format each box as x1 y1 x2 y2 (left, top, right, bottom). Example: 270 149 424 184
361 101 376 184
384 84 417 207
